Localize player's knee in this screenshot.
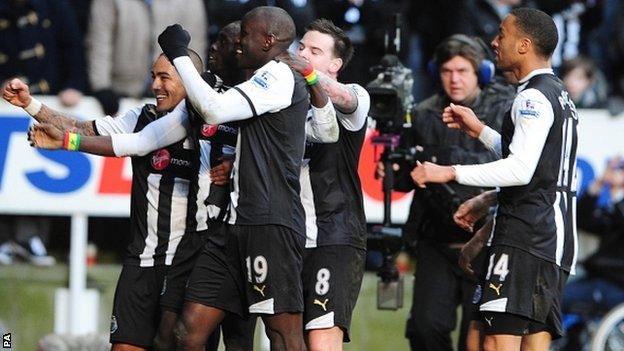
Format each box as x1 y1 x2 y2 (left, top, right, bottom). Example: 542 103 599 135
307 328 343 351
482 337 496 351
173 319 191 347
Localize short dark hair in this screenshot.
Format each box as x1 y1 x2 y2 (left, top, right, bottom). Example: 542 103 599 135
305 18 354 70
434 34 485 73
510 8 558 58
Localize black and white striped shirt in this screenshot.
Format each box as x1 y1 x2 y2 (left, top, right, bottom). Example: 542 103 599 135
96 102 235 267
455 69 579 273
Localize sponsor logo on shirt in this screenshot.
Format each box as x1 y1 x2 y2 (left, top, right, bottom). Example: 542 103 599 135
201 124 218 137
151 149 171 170
519 99 540 118
218 124 237 135
251 70 276 90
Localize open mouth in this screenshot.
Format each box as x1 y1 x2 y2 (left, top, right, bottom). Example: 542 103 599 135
156 94 167 102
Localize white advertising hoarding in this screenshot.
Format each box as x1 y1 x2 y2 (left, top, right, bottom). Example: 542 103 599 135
0 98 623 222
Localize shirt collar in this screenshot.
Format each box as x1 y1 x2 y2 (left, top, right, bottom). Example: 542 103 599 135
517 68 554 92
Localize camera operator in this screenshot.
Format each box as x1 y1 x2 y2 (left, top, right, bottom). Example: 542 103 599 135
377 35 514 351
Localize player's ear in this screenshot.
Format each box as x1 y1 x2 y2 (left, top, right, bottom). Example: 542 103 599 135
329 58 342 75
263 34 275 52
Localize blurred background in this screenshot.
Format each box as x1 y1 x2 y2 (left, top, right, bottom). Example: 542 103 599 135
0 0 623 350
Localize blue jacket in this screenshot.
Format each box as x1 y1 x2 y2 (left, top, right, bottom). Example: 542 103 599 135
0 0 86 93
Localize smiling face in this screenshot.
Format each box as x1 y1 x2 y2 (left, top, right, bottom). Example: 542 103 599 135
439 55 480 103
236 15 268 69
297 30 342 77
209 23 240 76
151 55 186 112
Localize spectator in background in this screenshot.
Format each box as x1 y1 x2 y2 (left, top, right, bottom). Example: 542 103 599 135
535 0 602 71
0 215 55 266
68 0 93 38
0 0 86 107
561 56 607 109
560 156 624 350
204 0 315 45
86 0 207 116
466 0 522 45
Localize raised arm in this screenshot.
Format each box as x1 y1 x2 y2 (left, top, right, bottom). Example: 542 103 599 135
159 25 293 125
280 54 338 143
3 78 96 135
317 70 359 115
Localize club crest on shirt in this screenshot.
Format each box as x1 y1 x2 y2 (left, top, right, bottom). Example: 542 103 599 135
110 315 118 334
251 70 276 90
201 124 218 137
151 149 171 170
472 284 482 304
519 99 540 118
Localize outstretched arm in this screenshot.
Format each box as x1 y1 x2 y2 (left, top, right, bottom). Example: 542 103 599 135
29 123 115 156
3 78 96 135
29 102 190 157
442 103 501 155
412 89 554 188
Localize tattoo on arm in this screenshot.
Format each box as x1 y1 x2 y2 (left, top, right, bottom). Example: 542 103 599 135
36 105 96 136
317 72 358 114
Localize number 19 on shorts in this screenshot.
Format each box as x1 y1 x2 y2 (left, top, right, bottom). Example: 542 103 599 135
246 255 268 283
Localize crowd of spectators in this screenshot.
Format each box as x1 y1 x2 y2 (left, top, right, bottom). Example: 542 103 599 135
2 0 624 116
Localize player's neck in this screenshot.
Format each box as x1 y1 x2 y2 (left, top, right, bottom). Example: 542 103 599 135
515 58 551 82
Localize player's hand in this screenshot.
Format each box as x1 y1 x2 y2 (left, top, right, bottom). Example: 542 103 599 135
210 157 233 186
454 194 491 232
280 52 311 76
28 123 63 149
442 103 485 139
2 78 32 108
459 220 492 276
158 24 191 61
410 161 455 188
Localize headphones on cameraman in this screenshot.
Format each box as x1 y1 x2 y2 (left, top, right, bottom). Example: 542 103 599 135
427 34 495 86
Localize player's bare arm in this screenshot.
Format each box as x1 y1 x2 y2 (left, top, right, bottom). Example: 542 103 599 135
317 70 358 113
458 218 492 275
29 123 115 156
3 78 96 135
453 189 498 232
280 52 329 108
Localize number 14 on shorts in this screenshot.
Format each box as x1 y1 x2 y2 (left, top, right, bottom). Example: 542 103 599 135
485 253 510 281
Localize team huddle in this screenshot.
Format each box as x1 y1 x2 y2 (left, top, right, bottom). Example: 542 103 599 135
2 5 578 351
